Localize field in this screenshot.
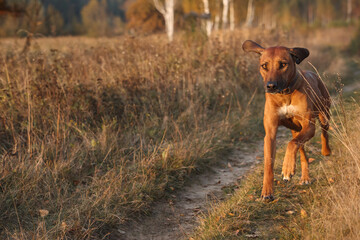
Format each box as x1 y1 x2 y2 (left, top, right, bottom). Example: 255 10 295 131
0 27 359 239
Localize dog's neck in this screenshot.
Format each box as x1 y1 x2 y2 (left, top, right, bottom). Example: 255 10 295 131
279 70 302 95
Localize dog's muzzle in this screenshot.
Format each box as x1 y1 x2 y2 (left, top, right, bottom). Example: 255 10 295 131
266 81 277 92
265 81 290 94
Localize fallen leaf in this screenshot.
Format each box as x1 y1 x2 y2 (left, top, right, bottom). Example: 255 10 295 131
328 177 335 183
228 212 235 216
301 209 308 218
286 210 295 215
270 198 279 203
248 195 255 200
309 158 315 163
39 209 49 218
61 222 67 230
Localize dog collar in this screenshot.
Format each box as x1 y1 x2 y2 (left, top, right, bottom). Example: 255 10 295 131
279 71 301 95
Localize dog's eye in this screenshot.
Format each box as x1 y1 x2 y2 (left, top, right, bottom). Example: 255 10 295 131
279 62 287 69
261 63 268 70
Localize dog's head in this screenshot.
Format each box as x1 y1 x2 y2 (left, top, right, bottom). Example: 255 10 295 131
242 40 309 94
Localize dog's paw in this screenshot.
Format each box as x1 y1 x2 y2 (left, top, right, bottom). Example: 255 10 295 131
261 185 274 201
321 147 331 156
262 195 274 202
282 161 295 181
299 176 311 185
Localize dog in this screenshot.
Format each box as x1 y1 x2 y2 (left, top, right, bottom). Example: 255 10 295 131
242 40 331 200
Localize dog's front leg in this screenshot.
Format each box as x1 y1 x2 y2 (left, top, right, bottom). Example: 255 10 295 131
262 111 278 200
282 119 315 181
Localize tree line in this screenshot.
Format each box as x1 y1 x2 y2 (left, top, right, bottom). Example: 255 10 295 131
0 0 359 38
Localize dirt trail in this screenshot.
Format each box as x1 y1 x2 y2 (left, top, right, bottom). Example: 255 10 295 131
115 142 264 240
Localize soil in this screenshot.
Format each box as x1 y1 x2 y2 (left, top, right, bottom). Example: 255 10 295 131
115 142 264 240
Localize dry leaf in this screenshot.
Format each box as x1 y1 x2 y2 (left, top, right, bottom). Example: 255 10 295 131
61 222 67 230
301 209 308 218
39 209 49 218
248 194 255 200
228 212 235 216
286 210 295 215
309 158 315 163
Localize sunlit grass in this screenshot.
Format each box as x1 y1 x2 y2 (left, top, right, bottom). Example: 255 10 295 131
0 33 263 238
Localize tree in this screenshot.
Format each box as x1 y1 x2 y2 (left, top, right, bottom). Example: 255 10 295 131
126 0 164 33
229 0 234 30
222 0 229 29
202 0 212 36
347 0 352 23
245 0 254 27
81 0 108 37
45 4 64 35
153 0 175 41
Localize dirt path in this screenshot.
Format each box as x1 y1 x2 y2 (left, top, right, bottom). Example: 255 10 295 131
115 141 264 240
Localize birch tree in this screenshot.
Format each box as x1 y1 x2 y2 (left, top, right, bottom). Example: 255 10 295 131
229 0 235 30
245 0 254 27
213 0 221 30
202 0 212 36
153 0 175 42
347 0 352 23
222 0 229 29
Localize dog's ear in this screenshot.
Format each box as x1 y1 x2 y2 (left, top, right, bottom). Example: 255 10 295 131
242 40 264 54
289 48 309 64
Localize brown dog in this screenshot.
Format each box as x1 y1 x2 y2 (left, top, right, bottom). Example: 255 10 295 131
242 40 331 200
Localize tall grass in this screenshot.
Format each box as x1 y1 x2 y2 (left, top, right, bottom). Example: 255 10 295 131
0 33 262 238
302 97 360 239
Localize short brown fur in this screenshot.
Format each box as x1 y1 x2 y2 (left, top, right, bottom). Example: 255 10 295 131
242 40 331 200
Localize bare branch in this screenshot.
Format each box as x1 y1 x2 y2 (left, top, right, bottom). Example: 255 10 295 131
153 0 166 15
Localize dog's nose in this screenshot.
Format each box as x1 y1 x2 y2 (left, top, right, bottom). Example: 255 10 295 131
266 81 277 90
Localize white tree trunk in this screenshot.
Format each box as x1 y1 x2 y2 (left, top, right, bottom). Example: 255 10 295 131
154 0 175 42
222 0 229 29
347 0 352 23
245 0 254 27
214 15 220 30
202 0 212 36
229 0 235 30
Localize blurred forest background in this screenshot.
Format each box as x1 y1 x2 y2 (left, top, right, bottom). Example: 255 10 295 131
0 0 359 38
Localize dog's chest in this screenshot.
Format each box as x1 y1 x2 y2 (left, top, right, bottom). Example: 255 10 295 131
278 104 298 118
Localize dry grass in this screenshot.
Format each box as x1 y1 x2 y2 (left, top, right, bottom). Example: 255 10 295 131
301 95 360 239
0 32 267 238
192 65 360 239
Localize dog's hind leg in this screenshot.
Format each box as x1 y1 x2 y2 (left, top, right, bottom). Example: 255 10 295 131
319 111 331 156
